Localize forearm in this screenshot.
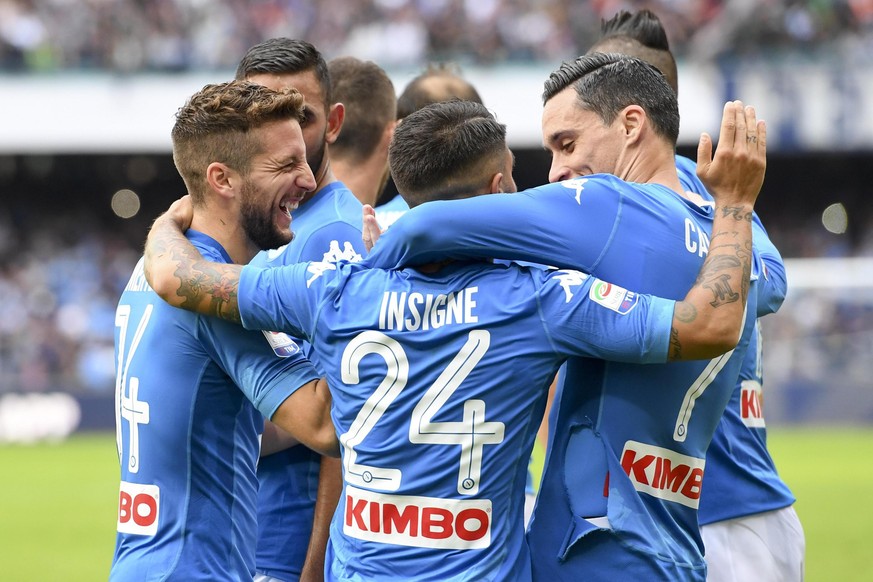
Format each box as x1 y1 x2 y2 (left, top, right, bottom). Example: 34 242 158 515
365 186 600 270
271 378 339 458
143 215 243 322
260 420 301 457
669 203 754 360
300 456 342 582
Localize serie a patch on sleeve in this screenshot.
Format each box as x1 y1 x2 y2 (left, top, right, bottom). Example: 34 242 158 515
262 331 302 357
589 280 640 314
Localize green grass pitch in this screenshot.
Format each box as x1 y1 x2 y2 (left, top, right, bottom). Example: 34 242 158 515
0 428 869 581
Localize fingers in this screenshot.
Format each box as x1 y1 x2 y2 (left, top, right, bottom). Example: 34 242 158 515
696 132 713 179
716 101 738 152
361 204 381 253
166 195 194 229
756 119 767 156
732 100 746 150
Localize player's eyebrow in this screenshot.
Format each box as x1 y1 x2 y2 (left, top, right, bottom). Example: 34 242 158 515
275 149 307 165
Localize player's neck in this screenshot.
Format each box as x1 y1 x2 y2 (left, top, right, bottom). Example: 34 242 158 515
190 211 258 265
333 155 383 206
301 157 337 206
621 145 685 196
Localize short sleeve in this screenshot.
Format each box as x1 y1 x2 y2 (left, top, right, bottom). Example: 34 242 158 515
536 269 674 364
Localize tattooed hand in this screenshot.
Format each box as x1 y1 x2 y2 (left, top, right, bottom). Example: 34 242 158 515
666 101 763 361
696 100 766 209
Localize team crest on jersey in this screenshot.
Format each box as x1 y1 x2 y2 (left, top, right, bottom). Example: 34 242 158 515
552 269 589 302
322 240 363 264
589 280 639 314
262 331 302 357
561 177 589 204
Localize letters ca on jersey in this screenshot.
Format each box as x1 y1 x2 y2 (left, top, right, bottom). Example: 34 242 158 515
343 486 491 550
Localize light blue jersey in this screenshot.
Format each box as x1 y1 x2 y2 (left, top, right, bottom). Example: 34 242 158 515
110 231 319 581
250 181 365 581
365 176 762 580
676 155 795 525
238 259 676 581
375 193 410 229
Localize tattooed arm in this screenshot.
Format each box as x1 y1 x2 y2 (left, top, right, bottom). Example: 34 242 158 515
143 196 245 323
667 100 765 361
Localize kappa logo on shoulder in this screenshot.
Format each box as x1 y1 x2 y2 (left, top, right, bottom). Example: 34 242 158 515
322 240 363 264
306 261 338 287
560 177 589 204
551 269 589 303
262 331 302 357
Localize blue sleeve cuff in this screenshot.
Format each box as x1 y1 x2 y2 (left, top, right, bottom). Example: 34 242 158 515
254 360 321 420
647 297 675 363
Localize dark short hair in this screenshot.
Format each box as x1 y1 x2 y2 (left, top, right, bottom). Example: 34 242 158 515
589 10 678 94
171 81 305 203
328 56 397 163
542 53 680 146
397 63 483 120
389 100 506 208
235 38 332 107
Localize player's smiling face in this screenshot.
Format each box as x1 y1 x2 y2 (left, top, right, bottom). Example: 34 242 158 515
542 86 623 183
239 119 316 251
247 69 331 191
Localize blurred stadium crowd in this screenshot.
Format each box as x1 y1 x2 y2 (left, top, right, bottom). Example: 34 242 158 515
3 0 873 71
0 214 136 397
1 191 871 423
1 0 872 423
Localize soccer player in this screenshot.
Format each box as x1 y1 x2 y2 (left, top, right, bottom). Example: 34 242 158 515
328 56 397 208
236 38 366 582
361 60 550 526
363 54 768 580
374 62 485 229
142 97 763 581
590 11 804 581
109 81 336 581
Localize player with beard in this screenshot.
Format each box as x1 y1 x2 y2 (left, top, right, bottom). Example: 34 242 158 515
235 38 367 582
109 81 337 581
142 97 763 581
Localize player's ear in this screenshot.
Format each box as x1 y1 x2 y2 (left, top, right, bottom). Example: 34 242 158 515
380 120 397 152
620 105 645 143
206 162 239 201
489 171 504 194
325 102 345 145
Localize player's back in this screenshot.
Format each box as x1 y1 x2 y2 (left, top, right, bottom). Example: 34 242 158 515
527 176 758 580
318 262 562 581
110 237 262 581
